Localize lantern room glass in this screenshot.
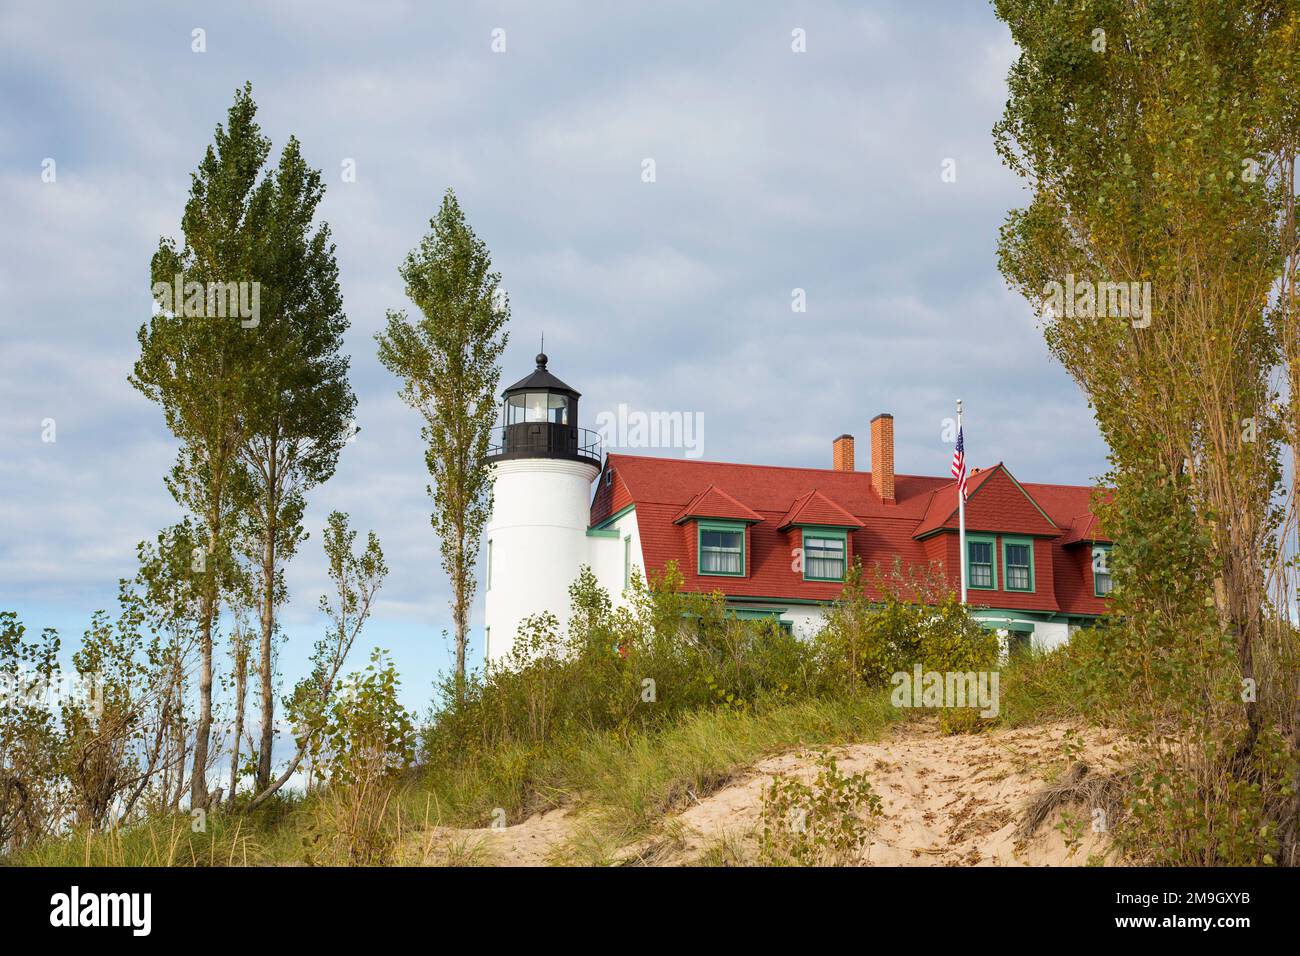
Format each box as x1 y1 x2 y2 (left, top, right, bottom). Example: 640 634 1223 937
506 392 568 425
547 394 568 424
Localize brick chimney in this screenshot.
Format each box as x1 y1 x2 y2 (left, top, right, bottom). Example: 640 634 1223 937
832 434 855 472
870 413 895 504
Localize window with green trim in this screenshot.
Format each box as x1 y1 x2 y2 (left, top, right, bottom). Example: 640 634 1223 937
1092 545 1113 597
698 522 745 576
803 529 847 581
1002 538 1034 592
623 535 632 590
486 539 492 590
967 535 997 589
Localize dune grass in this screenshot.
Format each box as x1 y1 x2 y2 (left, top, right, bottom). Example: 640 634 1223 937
10 809 265 867
9 691 902 867
393 689 903 860
7 647 1094 867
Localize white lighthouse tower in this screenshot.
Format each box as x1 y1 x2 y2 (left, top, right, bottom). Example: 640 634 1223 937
483 353 602 665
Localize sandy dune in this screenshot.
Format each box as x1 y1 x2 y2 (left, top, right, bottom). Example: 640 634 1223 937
657 719 1125 866
409 719 1127 866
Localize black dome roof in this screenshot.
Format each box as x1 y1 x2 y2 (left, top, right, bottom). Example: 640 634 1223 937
502 353 580 397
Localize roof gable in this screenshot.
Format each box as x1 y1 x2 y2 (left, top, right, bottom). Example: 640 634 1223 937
913 463 1060 539
671 484 763 524
913 466 999 537
777 490 865 529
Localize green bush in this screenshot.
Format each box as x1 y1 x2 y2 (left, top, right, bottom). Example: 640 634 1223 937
421 563 820 772
813 561 998 732
759 751 882 866
304 649 416 865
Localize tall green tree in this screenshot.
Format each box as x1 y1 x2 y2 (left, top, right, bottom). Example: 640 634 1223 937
376 189 509 696
132 83 268 808
237 136 355 793
993 0 1299 863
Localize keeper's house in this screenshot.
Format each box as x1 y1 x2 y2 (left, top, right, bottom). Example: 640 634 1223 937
483 354 1112 664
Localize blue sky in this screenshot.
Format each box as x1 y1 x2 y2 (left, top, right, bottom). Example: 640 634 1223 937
0 1 1109 714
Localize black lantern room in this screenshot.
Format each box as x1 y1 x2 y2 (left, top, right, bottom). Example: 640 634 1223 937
486 353 601 464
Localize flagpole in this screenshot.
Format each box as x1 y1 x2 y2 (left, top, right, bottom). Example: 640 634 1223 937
957 399 967 605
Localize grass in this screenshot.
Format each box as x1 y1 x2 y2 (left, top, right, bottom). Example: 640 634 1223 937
7 643 1096 867
8 691 902 867
10 810 263 867
994 645 1095 728
546 692 900 860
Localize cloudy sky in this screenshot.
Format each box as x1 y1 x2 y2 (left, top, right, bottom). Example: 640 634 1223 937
0 1 1109 711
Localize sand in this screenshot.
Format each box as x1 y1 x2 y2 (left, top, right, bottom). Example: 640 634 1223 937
406 718 1127 866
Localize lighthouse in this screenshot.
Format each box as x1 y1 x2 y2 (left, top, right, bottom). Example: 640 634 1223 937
483 353 602 664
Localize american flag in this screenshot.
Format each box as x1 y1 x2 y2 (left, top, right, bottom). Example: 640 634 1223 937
951 426 968 502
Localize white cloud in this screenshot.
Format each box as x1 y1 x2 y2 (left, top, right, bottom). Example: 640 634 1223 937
0 0 1106 709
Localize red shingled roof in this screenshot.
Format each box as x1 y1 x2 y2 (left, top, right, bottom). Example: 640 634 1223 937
672 484 763 524
777 490 865 530
913 465 1001 538
592 453 1112 617
913 463 1060 539
1052 505 1112 546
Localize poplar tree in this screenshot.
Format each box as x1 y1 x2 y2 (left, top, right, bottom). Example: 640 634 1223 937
132 84 268 808
376 190 509 697
994 0 1292 701
993 0 1299 863
238 137 355 793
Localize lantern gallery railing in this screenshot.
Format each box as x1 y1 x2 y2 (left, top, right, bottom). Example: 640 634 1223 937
485 423 602 464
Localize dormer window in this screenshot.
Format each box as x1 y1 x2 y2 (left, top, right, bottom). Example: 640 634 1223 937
803 529 847 582
1092 545 1113 596
698 522 745 576
776 492 863 582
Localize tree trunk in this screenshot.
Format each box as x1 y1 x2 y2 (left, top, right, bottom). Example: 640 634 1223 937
1283 152 1300 866
455 594 467 701
191 604 213 809
257 444 278 791
190 523 218 810
168 649 187 813
454 532 467 702
229 624 247 807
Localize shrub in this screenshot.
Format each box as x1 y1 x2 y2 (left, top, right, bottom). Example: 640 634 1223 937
814 561 998 732
0 613 63 854
421 564 819 778
759 751 881 865
304 649 415 865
